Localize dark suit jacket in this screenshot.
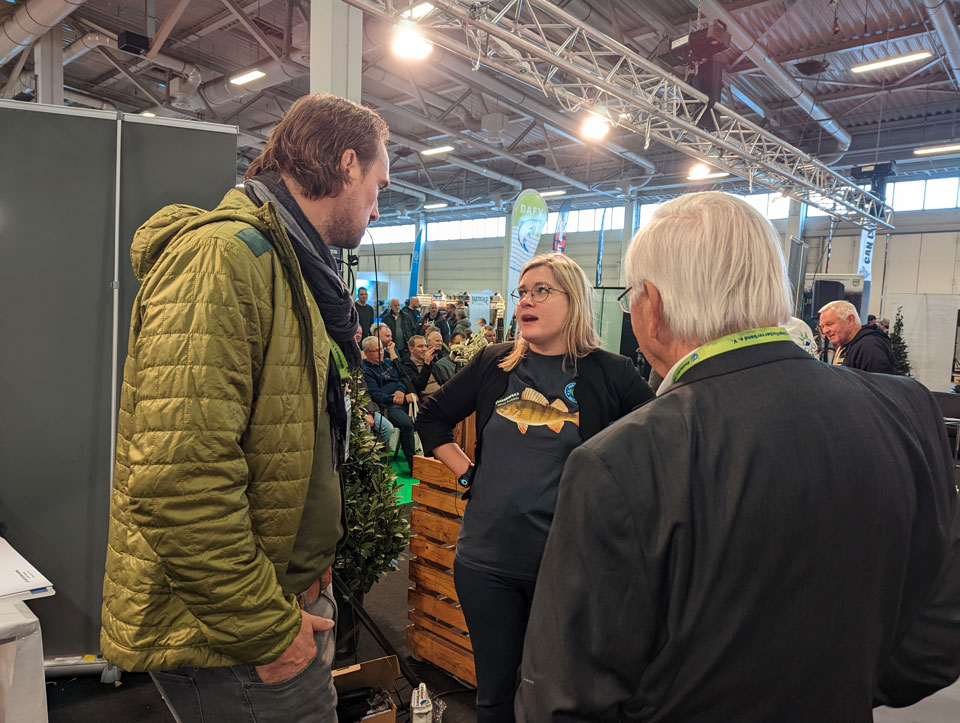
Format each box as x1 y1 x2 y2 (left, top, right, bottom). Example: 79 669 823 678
517 340 960 722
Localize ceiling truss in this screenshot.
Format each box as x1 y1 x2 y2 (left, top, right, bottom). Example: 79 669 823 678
342 0 891 230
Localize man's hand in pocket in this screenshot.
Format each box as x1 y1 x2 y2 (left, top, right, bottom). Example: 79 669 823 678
255 610 334 684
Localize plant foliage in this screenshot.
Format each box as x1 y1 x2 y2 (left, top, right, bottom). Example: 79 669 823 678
334 367 410 596
889 306 913 377
449 332 489 365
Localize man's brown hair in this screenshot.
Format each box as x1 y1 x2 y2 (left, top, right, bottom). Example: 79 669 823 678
245 93 389 199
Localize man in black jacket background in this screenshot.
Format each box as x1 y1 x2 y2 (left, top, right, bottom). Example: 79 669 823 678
516 192 960 722
819 299 896 373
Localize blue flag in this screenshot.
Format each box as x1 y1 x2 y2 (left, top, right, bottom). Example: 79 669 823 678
553 199 572 253
409 227 424 300
596 208 607 286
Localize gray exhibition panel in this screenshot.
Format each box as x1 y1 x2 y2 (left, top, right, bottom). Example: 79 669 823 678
0 101 237 659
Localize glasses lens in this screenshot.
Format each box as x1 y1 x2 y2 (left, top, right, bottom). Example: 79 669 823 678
533 285 550 302
618 290 630 313
510 290 521 301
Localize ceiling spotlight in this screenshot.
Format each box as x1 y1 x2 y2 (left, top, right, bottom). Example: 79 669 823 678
913 142 960 156
540 189 566 197
851 51 932 74
688 162 730 180
401 2 434 20
619 112 630 119
230 69 266 85
581 113 610 140
140 111 156 117
392 25 432 59
424 202 448 209
420 145 454 156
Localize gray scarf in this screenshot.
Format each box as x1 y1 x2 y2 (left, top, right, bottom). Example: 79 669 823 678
243 173 361 368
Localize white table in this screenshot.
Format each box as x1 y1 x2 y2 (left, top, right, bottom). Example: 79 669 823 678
0 599 47 723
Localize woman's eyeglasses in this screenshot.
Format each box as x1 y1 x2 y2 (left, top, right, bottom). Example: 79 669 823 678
617 287 632 313
510 284 567 303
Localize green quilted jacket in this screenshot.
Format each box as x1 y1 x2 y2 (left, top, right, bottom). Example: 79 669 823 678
100 190 334 671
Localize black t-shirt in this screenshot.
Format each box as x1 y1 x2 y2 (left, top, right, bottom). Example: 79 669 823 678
355 302 375 337
456 351 581 579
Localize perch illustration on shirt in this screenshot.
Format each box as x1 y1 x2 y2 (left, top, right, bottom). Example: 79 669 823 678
495 388 580 434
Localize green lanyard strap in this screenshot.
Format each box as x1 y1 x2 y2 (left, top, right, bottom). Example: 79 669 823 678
671 326 790 384
330 342 351 382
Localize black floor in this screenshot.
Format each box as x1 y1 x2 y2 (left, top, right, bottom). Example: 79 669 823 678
45 510 477 723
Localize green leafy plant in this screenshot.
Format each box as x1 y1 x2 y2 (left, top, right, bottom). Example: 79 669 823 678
334 367 409 597
890 305 913 377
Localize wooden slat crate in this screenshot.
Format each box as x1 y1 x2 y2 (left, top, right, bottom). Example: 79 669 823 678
407 425 476 686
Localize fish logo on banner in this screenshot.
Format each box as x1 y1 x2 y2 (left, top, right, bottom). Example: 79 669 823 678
505 189 548 323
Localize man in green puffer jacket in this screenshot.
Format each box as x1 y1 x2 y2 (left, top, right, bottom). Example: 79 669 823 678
101 94 390 722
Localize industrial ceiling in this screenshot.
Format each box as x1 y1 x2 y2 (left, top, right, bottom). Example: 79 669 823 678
3 0 960 223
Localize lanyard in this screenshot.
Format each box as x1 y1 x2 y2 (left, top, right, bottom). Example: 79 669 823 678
671 326 790 384
330 342 351 382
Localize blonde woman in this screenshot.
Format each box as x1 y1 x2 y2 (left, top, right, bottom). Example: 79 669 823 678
416 253 653 722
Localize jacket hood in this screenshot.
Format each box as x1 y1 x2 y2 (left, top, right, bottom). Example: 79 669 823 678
130 189 274 282
851 324 889 344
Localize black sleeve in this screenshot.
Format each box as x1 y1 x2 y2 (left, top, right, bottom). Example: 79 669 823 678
618 356 655 415
515 445 656 720
415 348 493 454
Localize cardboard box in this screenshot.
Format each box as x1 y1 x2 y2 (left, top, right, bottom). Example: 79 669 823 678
333 655 401 722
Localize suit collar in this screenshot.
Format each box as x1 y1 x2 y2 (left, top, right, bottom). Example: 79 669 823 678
664 340 813 393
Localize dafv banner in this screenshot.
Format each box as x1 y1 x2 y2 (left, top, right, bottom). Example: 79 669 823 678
505 189 548 323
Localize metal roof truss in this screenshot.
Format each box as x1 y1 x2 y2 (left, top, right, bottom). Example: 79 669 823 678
343 0 892 230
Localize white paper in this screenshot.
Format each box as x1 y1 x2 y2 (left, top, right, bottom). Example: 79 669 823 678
0 538 53 602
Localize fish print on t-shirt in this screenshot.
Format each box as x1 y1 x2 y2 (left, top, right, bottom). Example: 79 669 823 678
494 387 580 434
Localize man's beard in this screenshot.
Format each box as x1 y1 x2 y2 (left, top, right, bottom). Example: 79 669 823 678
321 204 366 249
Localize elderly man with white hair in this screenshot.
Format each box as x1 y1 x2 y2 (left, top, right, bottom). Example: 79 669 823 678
516 192 960 721
819 299 895 373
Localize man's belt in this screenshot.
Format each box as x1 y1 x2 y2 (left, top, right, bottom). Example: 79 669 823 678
297 568 332 609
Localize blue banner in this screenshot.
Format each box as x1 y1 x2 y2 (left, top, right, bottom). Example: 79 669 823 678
409 226 424 300
553 199 572 253
596 207 607 286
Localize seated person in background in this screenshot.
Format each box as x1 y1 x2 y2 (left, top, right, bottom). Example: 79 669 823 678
515 192 960 721
354 325 394 444
427 329 456 385
878 317 890 334
372 322 401 362
401 335 443 400
450 332 466 346
483 327 497 345
819 300 895 373
361 336 417 472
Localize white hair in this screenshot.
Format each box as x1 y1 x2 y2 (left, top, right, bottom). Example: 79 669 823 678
625 192 791 345
819 299 860 323
360 335 382 352
371 322 390 334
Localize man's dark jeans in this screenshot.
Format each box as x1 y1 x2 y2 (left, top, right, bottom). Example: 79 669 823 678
386 404 416 464
150 585 338 723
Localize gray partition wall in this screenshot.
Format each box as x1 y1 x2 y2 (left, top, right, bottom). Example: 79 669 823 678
0 101 237 660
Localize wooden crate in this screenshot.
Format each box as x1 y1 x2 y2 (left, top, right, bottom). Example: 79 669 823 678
406 452 476 686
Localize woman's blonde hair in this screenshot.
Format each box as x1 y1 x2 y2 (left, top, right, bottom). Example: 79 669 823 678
499 253 602 372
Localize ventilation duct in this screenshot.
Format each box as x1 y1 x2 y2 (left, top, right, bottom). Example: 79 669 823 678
0 0 88 66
